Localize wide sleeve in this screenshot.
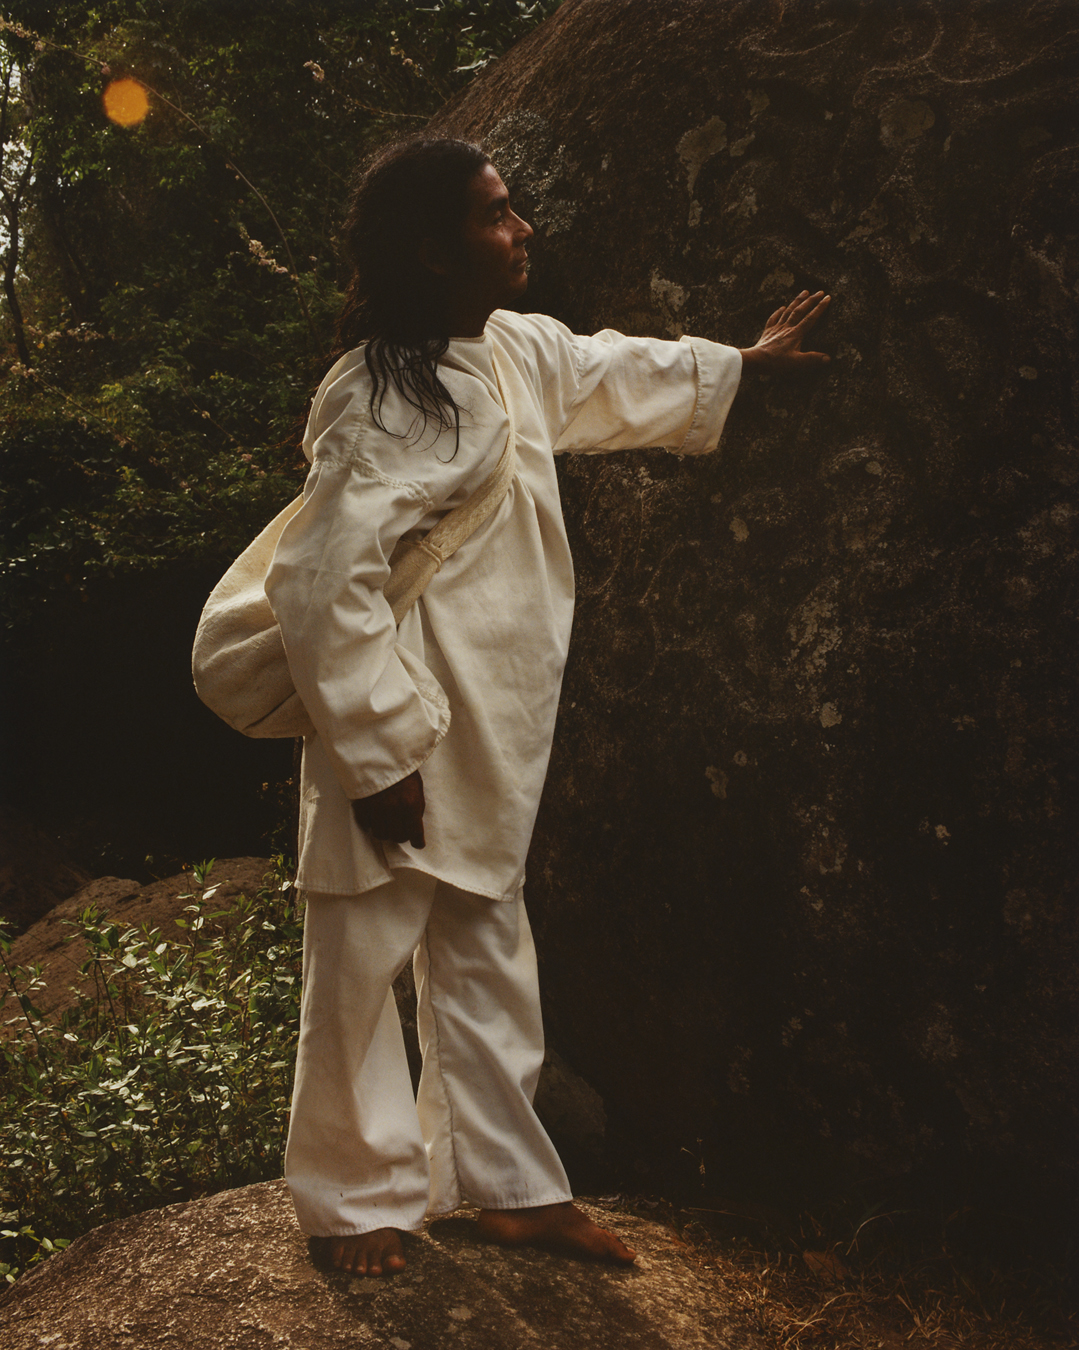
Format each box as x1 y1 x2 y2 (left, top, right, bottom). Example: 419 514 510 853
264 452 450 801
546 322 743 457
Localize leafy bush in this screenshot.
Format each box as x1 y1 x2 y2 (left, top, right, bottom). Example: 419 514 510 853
0 2 563 630
0 858 302 1284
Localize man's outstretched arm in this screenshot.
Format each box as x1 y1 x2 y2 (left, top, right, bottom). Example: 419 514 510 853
349 291 830 854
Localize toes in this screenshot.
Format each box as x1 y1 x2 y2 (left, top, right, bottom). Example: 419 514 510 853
579 1216 636 1264
324 1230 407 1277
587 1229 631 1262
475 1205 634 1266
330 1240 367 1274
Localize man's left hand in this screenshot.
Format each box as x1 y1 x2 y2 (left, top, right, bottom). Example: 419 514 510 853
351 770 426 848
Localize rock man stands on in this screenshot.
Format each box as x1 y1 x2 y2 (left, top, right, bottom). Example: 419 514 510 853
265 138 830 1276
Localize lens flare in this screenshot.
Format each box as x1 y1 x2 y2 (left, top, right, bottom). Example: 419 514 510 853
103 78 149 127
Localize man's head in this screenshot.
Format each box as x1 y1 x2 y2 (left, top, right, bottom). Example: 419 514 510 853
336 137 534 444
338 137 531 347
419 162 533 332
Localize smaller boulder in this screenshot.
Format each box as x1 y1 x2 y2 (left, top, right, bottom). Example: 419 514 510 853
0 1180 765 1349
3 857 272 1019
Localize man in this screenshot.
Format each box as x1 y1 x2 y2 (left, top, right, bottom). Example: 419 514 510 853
265 138 829 1276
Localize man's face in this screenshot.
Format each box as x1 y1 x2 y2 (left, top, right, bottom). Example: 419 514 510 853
446 164 534 309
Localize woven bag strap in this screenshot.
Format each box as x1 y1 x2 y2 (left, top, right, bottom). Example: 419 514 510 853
384 348 517 625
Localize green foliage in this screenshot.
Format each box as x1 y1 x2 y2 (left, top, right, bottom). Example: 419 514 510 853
0 2 561 627
0 858 303 1284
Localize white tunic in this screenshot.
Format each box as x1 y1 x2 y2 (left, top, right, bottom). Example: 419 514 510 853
265 310 742 899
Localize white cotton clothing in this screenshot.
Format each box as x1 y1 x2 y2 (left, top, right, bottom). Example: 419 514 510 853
265 310 743 900
284 872 571 1236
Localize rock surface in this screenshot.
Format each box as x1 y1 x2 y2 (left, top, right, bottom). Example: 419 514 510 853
432 0 1079 1218
0 1181 764 1349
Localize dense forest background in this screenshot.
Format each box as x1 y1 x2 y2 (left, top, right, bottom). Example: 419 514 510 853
0 0 560 877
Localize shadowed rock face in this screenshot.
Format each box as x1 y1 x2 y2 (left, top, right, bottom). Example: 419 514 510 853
432 0 1079 1216
0 807 89 935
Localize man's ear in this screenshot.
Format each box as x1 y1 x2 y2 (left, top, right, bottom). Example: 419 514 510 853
418 238 449 276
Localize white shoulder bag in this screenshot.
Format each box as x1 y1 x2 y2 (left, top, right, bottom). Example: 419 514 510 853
192 352 516 739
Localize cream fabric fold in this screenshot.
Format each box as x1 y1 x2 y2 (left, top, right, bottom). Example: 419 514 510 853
192 354 516 740
284 872 571 1236
265 311 743 899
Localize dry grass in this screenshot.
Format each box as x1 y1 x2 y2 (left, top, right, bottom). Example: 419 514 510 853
622 1199 1074 1349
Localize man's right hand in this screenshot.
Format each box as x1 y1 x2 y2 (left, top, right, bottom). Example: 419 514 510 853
351 770 426 849
739 290 831 373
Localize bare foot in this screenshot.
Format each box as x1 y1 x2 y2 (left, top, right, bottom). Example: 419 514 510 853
477 1202 636 1265
320 1227 406 1276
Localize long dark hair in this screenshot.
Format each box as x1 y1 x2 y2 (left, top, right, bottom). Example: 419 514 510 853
335 137 492 449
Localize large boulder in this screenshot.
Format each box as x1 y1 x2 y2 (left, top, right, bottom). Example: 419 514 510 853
0 1181 765 1349
432 0 1079 1222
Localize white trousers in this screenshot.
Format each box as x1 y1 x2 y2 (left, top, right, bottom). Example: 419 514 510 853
284 869 572 1236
